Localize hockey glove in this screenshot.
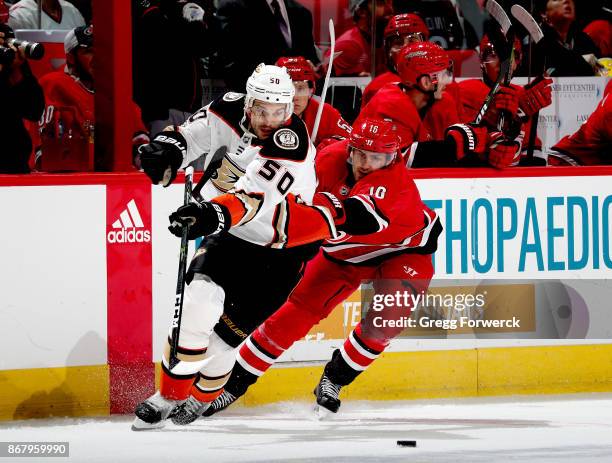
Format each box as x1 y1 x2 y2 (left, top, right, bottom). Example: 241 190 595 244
519 77 553 118
138 131 186 187
168 201 232 239
444 124 488 161
313 192 346 227
486 133 522 169
313 192 385 235
493 85 520 116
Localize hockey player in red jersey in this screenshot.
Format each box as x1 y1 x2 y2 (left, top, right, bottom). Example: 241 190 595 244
457 33 553 163
359 41 459 147
275 56 351 147
361 13 429 106
360 41 522 169
180 118 442 420
550 85 611 164
37 25 148 169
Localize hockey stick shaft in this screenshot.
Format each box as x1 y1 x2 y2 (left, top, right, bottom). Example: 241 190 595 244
311 19 335 143
169 166 194 371
473 51 512 125
511 4 546 160
473 0 513 125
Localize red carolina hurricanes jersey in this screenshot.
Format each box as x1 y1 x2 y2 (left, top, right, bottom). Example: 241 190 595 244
315 140 440 265
457 78 538 146
552 92 612 164
359 83 460 147
39 71 147 137
362 71 399 106
301 95 351 146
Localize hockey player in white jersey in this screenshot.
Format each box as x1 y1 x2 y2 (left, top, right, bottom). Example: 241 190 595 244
132 64 354 429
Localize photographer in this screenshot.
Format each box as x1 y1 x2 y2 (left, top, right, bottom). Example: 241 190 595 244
0 23 44 173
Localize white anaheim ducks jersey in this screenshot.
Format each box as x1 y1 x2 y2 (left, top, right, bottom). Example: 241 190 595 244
178 92 318 248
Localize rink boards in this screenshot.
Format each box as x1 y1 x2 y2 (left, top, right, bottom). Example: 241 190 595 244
0 167 611 420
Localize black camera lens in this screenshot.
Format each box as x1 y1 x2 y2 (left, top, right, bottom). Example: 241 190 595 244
8 39 45 60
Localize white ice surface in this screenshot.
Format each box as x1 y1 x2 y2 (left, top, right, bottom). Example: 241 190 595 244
1 393 612 462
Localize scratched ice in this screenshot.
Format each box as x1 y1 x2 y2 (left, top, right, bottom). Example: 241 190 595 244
1 393 611 462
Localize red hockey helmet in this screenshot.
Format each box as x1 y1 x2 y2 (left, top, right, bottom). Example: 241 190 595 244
395 42 452 87
349 117 400 169
275 56 316 87
384 13 429 41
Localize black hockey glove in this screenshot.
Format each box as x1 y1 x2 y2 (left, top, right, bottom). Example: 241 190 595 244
138 131 186 187
168 201 232 239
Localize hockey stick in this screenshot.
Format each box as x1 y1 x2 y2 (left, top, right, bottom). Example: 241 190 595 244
169 166 194 371
473 0 514 126
487 0 516 133
511 4 546 162
311 18 335 143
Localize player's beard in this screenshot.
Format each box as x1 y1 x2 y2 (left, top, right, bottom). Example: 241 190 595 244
74 60 94 91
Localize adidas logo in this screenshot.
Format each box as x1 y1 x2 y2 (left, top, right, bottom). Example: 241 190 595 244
107 199 151 244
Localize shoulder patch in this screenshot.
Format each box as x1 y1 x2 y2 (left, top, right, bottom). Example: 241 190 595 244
223 92 244 102
273 128 299 150
260 115 310 162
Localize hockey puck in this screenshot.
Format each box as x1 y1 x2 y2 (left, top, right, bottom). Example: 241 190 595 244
397 440 417 447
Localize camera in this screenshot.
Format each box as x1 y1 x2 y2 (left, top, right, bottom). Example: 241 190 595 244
0 24 44 67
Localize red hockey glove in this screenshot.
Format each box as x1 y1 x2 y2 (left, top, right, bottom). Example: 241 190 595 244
445 124 488 160
519 77 553 117
493 85 520 116
313 192 346 226
487 132 522 169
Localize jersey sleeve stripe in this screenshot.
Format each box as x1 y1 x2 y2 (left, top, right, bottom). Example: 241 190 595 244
352 195 389 232
312 205 339 239
405 142 419 168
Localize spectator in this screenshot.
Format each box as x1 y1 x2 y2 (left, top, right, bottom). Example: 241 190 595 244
361 13 428 106
276 56 351 148
8 0 85 30
65 0 91 24
529 0 602 76
216 0 320 91
36 25 148 171
132 0 211 134
549 81 612 165
0 23 44 173
329 0 393 77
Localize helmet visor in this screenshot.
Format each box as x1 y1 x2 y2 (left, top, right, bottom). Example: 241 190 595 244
349 147 396 170
388 32 426 52
248 101 291 124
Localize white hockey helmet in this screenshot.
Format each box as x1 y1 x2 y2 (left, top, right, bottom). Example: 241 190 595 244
245 63 295 119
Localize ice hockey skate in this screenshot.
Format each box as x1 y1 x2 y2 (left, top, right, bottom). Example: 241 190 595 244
313 371 343 417
202 390 238 417
171 395 211 425
131 391 185 431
